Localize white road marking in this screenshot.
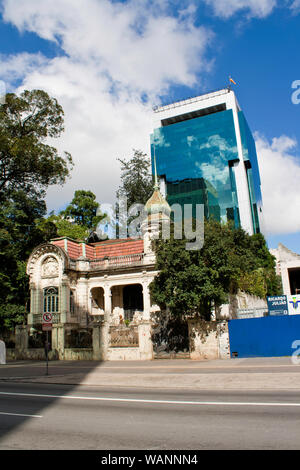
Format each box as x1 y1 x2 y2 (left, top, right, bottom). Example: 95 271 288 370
0 391 300 407
1 362 299 370
0 411 42 418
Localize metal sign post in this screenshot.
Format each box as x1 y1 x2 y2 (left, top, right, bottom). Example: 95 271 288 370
46 330 49 376
42 313 53 376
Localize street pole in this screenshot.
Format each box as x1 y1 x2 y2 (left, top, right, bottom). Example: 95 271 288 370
46 330 49 376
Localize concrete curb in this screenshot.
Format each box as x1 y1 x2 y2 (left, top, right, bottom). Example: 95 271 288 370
2 371 300 391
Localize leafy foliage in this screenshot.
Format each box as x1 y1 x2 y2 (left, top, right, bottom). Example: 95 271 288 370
150 219 282 321
60 190 105 230
115 149 153 237
40 214 89 240
39 190 107 240
116 149 153 208
0 191 56 331
0 89 73 201
0 89 73 332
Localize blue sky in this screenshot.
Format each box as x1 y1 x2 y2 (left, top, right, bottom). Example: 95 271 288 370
0 0 300 252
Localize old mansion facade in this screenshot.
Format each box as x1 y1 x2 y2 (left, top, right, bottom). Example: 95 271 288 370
25 184 171 361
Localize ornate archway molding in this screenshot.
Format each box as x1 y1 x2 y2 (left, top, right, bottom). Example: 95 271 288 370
26 243 70 277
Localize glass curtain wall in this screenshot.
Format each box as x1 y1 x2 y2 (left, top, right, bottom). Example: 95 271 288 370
151 109 241 227
238 111 262 233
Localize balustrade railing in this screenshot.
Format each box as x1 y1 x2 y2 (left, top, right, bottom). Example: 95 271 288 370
90 253 144 270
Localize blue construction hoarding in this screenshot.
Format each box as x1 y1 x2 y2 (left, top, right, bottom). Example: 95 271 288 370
228 314 300 358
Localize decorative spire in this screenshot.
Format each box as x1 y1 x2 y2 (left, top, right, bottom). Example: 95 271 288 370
153 144 159 191
144 144 171 217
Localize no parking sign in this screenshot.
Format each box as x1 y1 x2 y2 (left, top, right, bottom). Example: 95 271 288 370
42 312 53 331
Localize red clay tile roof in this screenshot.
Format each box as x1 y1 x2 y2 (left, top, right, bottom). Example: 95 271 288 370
51 237 144 260
93 239 144 259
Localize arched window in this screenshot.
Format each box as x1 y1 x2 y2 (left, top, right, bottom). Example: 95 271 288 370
43 287 59 313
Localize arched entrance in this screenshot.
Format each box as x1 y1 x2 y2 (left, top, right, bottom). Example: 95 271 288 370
90 287 105 315
122 284 143 322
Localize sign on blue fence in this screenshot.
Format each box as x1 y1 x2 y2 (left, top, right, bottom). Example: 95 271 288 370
267 295 288 316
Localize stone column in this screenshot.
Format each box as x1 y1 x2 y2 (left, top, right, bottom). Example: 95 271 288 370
52 324 65 360
138 322 153 360
15 325 28 353
218 321 230 359
28 285 42 330
60 279 69 324
0 340 6 365
104 286 112 322
35 286 42 315
93 285 112 361
28 283 37 326
92 322 109 361
142 283 151 321
76 278 89 326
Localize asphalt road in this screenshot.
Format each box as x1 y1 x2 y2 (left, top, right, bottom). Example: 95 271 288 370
1 382 300 450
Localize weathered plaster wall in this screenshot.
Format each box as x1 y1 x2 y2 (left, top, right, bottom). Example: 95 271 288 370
188 320 230 360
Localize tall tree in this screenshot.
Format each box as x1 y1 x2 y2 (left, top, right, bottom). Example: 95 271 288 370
150 219 282 321
60 190 105 230
0 89 73 201
38 190 107 241
116 149 153 208
0 190 55 331
115 149 153 237
0 89 73 333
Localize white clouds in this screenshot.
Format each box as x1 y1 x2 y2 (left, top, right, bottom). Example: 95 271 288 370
1 0 298 240
290 0 300 13
0 52 48 85
2 0 212 96
197 135 237 186
1 0 213 211
255 134 300 235
204 0 277 18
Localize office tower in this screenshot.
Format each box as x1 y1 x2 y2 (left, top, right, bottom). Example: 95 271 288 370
150 88 263 235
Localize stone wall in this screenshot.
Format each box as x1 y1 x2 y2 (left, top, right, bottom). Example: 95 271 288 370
6 348 93 361
6 348 58 361
107 347 142 361
63 348 93 360
188 320 230 360
217 291 268 319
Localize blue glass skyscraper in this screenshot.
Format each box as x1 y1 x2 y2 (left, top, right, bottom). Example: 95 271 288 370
150 88 263 235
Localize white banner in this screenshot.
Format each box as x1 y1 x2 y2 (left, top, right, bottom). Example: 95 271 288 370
287 295 300 315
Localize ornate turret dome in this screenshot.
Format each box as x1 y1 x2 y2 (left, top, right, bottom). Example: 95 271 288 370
141 153 171 246
145 186 171 217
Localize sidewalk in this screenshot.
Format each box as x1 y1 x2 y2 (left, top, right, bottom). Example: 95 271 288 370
1 357 300 390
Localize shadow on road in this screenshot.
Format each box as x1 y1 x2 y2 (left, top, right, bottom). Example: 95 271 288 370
0 359 104 444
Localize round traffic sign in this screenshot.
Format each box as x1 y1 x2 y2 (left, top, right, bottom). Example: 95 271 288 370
43 312 53 323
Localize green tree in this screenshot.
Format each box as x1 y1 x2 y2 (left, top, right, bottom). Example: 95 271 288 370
60 190 105 230
150 219 281 321
0 89 73 333
0 89 73 201
115 149 153 237
0 191 52 331
116 149 153 208
37 190 107 241
40 214 89 240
